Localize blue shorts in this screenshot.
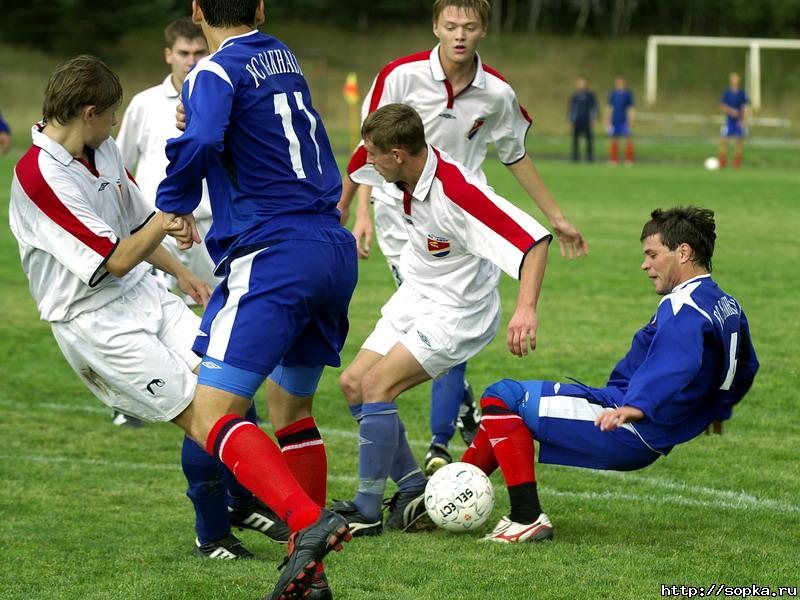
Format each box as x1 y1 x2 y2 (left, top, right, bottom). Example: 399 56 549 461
608 123 631 137
487 380 663 471
193 225 357 381
721 121 746 138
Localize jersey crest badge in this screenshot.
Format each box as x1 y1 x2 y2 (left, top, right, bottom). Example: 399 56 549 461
467 118 486 140
427 234 451 258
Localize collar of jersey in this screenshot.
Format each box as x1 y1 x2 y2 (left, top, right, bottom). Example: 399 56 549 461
31 124 74 166
160 74 180 99
219 29 260 51
394 143 438 203
429 44 487 90
670 273 711 294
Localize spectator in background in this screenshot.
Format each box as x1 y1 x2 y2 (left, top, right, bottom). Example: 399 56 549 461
607 75 635 166
718 72 749 169
568 76 598 162
0 110 11 154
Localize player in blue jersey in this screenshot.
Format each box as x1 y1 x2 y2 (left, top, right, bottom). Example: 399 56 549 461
0 109 11 154
718 72 749 169
155 1 357 598
463 206 759 543
606 76 635 166
568 76 598 162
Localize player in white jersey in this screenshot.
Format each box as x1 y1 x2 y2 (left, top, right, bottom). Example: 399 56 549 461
115 18 288 556
116 18 216 293
338 0 588 473
8 56 299 574
331 103 551 536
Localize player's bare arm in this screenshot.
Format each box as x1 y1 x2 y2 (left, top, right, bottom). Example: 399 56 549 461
350 185 374 259
505 157 589 259
105 212 177 278
336 176 359 225
507 240 548 357
146 245 213 307
162 211 201 250
595 405 645 432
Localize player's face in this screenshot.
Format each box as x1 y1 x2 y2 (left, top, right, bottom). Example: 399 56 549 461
85 103 120 149
364 138 402 183
641 234 681 295
165 36 209 88
433 6 487 67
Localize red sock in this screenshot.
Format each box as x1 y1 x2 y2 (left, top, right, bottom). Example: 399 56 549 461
275 416 327 508
733 154 742 168
479 397 535 487
609 140 619 163
207 414 321 532
460 424 498 475
719 154 727 168
625 140 634 163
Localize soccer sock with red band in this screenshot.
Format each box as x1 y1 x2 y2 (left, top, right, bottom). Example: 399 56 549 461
625 140 635 162
460 424 498 476
609 140 619 162
275 416 327 508
206 414 321 532
479 396 536 487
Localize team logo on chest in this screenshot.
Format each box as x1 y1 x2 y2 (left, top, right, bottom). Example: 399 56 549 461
467 118 487 139
427 234 451 258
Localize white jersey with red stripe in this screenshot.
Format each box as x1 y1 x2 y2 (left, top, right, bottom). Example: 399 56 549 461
10 125 155 322
352 145 550 308
347 45 532 204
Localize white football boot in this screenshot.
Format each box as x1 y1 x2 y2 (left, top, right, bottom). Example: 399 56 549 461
482 513 554 543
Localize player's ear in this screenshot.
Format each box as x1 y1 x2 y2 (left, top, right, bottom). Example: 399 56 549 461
678 242 693 264
255 0 266 26
191 1 203 25
82 105 97 122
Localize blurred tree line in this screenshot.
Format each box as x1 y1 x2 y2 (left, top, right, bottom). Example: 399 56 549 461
1 0 798 54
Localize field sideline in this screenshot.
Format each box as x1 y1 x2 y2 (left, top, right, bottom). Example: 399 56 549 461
1 152 798 599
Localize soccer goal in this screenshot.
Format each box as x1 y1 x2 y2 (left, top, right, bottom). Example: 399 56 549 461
644 35 800 112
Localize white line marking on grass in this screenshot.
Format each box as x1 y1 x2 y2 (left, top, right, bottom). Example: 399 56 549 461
3 398 797 514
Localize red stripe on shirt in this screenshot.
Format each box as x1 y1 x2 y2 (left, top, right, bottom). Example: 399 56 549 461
432 147 535 252
15 146 115 257
483 63 532 124
346 144 368 176
443 80 455 109
368 50 432 114
125 168 140 189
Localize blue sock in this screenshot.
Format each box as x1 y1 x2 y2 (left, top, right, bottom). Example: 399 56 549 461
353 402 399 521
225 403 259 510
430 362 467 447
348 403 363 421
390 418 427 493
182 436 229 543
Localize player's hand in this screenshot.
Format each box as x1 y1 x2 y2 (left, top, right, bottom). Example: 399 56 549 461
175 101 187 132
177 272 213 308
595 406 645 432
550 216 589 259
506 307 538 357
162 212 200 250
351 215 373 259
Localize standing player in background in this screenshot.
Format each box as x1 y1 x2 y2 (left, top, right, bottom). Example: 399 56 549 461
606 75 635 166
463 207 758 543
334 104 552 538
568 76 598 162
0 109 11 154
718 72 749 169
116 17 289 560
337 0 588 478
156 2 357 598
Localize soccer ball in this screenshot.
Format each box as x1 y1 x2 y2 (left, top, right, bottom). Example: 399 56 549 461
424 462 494 532
704 157 720 171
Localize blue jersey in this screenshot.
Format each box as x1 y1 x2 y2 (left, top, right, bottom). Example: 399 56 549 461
721 88 748 125
568 90 598 125
607 89 634 127
156 30 342 267
603 275 758 449
0 111 10 134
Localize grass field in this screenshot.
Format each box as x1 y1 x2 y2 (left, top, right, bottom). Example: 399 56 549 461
1 151 798 599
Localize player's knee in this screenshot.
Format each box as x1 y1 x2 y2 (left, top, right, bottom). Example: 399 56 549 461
339 368 362 403
481 379 526 412
360 369 389 404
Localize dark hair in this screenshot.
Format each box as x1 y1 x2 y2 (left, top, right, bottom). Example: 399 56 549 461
164 17 205 48
42 55 122 125
641 206 716 271
362 104 426 156
197 0 260 28
432 0 490 29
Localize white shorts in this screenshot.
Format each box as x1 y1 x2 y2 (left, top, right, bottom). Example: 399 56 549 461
362 283 501 378
373 198 407 287
51 277 201 422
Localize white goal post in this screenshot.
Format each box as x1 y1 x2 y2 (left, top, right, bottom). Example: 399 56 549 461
645 35 800 111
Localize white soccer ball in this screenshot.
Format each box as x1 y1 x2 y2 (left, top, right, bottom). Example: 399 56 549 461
424 462 495 532
704 157 720 171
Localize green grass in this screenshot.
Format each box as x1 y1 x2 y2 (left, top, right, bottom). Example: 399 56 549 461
1 151 798 599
